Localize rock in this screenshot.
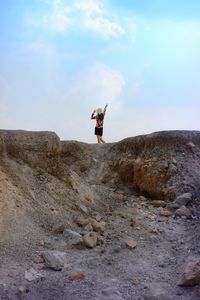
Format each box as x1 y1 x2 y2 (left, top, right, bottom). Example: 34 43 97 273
171 192 192 209
76 217 90 227
90 219 106 233
84 223 93 232
18 286 26 293
78 204 89 214
32 254 44 264
152 200 166 208
124 238 137 249
159 209 173 217
53 224 65 234
139 196 147 202
25 268 44 281
178 256 200 286
186 142 195 149
42 250 68 271
63 229 83 248
38 239 45 246
95 214 102 222
130 218 138 227
69 271 85 281
175 206 192 218
83 232 98 248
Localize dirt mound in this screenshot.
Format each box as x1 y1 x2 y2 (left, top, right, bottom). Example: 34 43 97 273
0 130 199 300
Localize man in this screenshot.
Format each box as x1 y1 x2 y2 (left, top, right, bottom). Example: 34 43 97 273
91 104 108 144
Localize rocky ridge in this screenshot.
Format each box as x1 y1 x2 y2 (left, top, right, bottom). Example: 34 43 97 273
0 129 200 300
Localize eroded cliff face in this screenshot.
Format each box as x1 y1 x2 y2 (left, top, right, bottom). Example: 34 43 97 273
110 131 200 200
1 130 200 201
0 130 200 300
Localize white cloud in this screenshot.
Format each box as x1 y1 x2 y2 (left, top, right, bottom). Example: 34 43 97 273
75 0 124 39
25 0 137 40
65 63 125 110
26 0 72 32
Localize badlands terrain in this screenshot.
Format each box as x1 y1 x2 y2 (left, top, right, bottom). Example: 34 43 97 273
0 129 200 300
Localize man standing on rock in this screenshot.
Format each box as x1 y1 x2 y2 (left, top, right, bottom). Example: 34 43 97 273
91 104 108 144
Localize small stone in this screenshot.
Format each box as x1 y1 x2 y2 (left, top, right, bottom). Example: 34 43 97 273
84 223 93 232
76 217 90 227
124 238 137 249
152 200 166 208
95 214 102 222
159 209 173 217
139 196 147 202
89 219 106 233
38 240 44 246
69 271 85 281
25 268 44 282
172 192 192 209
78 204 89 214
130 218 138 227
53 224 65 234
132 203 141 209
18 286 26 293
175 206 192 218
63 229 83 247
32 255 44 264
178 256 200 286
83 232 98 248
42 250 68 271
186 142 195 149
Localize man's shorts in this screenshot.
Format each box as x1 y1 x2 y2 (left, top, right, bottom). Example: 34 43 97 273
95 127 103 136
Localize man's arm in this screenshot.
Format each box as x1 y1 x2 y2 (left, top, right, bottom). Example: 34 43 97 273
103 104 108 115
91 110 96 119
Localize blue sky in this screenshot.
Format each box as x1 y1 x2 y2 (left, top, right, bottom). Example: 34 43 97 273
0 0 200 142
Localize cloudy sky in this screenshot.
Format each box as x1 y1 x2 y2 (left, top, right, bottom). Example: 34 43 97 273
0 0 200 142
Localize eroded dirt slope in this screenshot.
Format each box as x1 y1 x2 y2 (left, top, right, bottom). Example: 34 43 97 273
0 130 200 300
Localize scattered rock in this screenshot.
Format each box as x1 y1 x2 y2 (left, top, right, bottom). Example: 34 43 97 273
42 250 68 271
84 223 93 232
152 200 166 208
130 218 138 227
186 142 195 149
38 239 45 246
69 271 86 281
124 238 137 249
63 229 83 248
83 232 98 248
90 219 106 233
171 192 192 209
175 206 192 218
178 256 200 286
159 209 173 217
25 268 44 282
53 224 65 234
76 217 90 227
32 254 44 264
139 196 147 202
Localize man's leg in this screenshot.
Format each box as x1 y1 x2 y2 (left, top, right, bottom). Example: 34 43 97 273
100 136 105 143
97 135 101 143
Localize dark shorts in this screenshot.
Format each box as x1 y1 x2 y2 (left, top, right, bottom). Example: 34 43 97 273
95 127 103 136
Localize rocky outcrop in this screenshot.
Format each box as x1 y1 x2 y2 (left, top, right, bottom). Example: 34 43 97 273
1 129 200 201
112 131 200 200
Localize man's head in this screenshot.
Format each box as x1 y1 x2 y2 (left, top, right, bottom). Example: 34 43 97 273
96 108 103 114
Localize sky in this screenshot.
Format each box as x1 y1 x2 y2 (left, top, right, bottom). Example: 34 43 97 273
0 0 200 143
